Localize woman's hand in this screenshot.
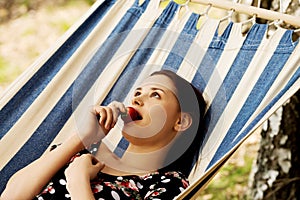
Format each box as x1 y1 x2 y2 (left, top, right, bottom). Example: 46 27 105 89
96 101 127 131
65 154 104 182
65 154 104 200
78 101 126 148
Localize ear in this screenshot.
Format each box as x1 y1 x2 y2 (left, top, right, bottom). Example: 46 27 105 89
174 112 192 132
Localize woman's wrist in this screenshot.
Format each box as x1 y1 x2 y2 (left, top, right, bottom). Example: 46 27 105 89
66 175 94 200
68 133 86 151
66 173 88 191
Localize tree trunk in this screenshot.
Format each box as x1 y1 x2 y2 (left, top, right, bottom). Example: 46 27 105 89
249 1 300 199
250 90 300 199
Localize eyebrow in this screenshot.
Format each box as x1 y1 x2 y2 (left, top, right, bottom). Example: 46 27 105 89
135 87 166 94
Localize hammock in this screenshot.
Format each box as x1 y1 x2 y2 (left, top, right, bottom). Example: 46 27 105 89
1 0 299 198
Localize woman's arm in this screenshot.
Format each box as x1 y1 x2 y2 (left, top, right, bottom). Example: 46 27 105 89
1 103 124 200
1 134 85 200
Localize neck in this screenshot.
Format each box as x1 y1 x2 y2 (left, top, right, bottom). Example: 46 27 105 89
96 127 184 176
126 142 163 153
124 130 178 153
97 138 178 175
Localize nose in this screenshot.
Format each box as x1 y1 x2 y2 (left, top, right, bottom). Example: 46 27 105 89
132 95 144 106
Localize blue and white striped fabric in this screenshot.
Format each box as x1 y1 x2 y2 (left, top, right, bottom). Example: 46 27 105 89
0 0 299 198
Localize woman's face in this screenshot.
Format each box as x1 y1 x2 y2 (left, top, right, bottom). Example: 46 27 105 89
122 74 182 149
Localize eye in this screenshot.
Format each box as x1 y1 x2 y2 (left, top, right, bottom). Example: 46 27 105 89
150 92 161 99
134 91 141 97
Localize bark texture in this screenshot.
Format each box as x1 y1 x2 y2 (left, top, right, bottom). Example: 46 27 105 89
249 1 300 199
250 91 300 199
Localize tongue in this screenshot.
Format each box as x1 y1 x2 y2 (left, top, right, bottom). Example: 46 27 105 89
121 107 139 123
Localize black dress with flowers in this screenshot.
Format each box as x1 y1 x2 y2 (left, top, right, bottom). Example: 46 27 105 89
34 148 189 200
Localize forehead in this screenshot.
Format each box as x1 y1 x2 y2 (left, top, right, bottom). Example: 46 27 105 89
138 74 177 95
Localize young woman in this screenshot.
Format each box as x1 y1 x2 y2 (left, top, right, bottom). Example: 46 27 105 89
1 70 207 200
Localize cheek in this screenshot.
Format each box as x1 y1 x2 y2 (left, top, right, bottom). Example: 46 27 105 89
165 101 180 120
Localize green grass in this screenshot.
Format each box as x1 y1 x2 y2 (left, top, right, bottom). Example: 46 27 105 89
50 20 72 33
22 27 36 37
198 155 254 200
48 0 94 33
0 0 92 87
0 56 22 84
63 0 96 7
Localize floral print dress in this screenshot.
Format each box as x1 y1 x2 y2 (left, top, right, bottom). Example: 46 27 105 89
34 148 189 200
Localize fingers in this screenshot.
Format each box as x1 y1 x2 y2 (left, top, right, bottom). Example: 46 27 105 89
87 154 105 171
109 101 127 114
95 106 114 130
88 155 105 178
67 154 105 181
93 159 105 172
94 101 126 130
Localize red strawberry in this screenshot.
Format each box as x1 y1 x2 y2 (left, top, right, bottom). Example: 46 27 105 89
121 107 139 123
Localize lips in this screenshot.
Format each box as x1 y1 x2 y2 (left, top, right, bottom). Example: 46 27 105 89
121 107 143 123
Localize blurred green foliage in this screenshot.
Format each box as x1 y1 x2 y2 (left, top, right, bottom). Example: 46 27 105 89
0 56 21 84
0 0 91 87
0 0 96 23
198 155 253 200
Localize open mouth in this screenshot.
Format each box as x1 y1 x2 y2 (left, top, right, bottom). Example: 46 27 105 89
121 107 143 123
129 107 143 121
135 111 143 121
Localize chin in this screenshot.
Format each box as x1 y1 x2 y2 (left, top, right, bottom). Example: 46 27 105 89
121 131 139 143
